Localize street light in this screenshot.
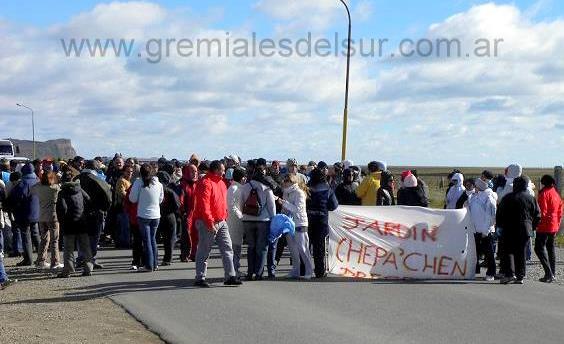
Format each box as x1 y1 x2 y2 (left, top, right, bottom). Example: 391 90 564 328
339 0 352 161
16 103 35 160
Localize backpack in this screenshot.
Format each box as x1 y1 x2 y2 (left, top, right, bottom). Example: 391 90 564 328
243 183 262 217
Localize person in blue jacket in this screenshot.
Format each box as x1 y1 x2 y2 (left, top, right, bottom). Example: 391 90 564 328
307 168 338 278
6 163 40 266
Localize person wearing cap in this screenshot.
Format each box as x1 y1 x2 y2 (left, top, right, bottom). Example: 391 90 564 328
77 160 112 269
355 161 383 206
285 159 308 186
69 156 85 179
497 176 541 284
469 177 498 281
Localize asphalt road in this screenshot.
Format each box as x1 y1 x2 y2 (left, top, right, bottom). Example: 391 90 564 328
77 247 564 344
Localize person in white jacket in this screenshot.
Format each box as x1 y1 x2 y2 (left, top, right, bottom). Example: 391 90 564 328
227 168 246 277
496 164 535 203
468 178 497 281
238 165 277 280
277 174 313 279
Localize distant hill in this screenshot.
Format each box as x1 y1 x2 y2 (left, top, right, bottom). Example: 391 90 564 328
7 138 77 160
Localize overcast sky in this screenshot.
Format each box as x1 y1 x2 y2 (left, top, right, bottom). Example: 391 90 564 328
1 0 563 167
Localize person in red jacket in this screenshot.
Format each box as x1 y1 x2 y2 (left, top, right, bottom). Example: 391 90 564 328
179 164 198 262
193 160 241 288
535 175 563 283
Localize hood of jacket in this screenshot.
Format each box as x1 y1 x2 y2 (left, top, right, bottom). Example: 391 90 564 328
506 164 522 179
61 181 81 194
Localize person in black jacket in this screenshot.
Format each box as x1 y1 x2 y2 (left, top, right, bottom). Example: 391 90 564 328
57 171 93 277
496 176 541 284
377 171 396 206
76 160 112 269
307 168 338 278
397 174 428 207
156 171 180 266
335 169 361 205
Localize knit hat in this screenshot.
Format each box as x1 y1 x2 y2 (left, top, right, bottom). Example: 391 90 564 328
475 178 489 192
403 174 418 188
286 158 298 167
21 163 34 176
318 161 328 170
189 154 201 166
400 170 412 182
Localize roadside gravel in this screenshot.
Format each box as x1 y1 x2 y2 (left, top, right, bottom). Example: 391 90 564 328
0 257 164 344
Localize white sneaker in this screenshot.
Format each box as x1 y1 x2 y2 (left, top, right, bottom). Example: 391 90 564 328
130 265 138 271
302 275 313 280
485 275 495 281
36 262 51 269
52 263 64 270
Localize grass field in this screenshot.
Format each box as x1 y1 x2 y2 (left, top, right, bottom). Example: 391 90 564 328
388 166 554 209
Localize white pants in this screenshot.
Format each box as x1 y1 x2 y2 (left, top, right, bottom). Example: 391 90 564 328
286 230 313 277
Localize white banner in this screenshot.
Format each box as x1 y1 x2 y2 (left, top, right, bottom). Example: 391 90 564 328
328 206 477 280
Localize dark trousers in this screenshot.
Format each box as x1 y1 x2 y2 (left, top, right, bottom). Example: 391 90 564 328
20 222 40 264
179 216 191 260
309 218 328 278
130 224 143 267
244 221 269 278
475 233 496 277
80 211 105 263
535 233 556 278
158 213 177 263
275 236 287 263
11 222 23 254
501 237 528 280
267 239 278 277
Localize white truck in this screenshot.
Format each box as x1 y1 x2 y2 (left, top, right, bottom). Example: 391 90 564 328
0 139 29 162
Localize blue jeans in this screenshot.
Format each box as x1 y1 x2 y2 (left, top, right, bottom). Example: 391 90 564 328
138 217 160 270
11 223 23 254
0 254 7 283
244 221 270 278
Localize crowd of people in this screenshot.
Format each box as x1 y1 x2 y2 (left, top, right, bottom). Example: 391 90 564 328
0 155 562 289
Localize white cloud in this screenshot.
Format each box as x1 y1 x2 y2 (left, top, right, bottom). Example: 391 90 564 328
1 1 563 166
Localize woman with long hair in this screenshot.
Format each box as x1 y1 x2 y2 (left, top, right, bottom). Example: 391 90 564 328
129 164 164 272
31 171 62 269
278 174 314 279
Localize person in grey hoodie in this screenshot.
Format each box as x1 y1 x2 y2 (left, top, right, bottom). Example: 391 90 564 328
238 162 276 280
